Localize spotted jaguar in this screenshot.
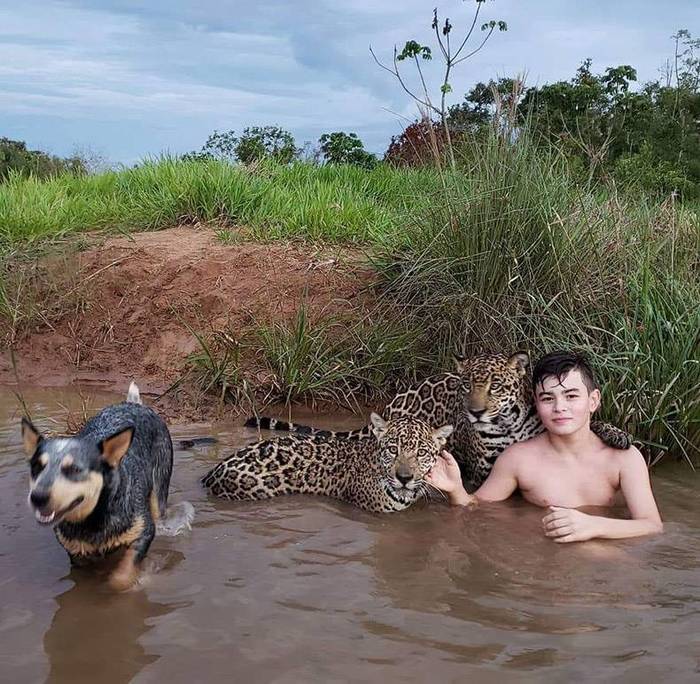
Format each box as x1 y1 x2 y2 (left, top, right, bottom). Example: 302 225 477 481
245 351 631 489
202 413 453 513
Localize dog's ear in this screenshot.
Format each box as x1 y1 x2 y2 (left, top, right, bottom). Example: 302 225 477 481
99 427 134 468
21 418 43 458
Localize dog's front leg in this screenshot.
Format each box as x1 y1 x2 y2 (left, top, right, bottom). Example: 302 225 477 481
109 517 156 591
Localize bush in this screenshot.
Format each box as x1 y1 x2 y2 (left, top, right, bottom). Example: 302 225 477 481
614 142 693 198
384 119 453 167
186 126 298 165
318 132 377 169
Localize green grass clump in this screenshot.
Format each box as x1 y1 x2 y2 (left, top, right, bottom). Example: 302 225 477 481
1 132 697 466
376 129 700 464
0 157 442 248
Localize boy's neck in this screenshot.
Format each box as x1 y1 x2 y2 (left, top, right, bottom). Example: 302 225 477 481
544 422 595 457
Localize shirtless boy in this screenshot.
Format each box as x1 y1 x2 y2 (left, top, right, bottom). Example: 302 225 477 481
426 351 663 542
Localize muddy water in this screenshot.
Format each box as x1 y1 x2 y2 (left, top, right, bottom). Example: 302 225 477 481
1 388 699 683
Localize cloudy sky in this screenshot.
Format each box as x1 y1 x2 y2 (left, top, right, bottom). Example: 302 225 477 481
2 1 699 164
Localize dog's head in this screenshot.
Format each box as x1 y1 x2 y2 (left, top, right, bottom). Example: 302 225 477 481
21 418 133 526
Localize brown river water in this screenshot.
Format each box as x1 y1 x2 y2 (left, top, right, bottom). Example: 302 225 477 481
1 387 699 683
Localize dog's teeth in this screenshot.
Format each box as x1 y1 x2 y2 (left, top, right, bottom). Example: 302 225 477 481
36 510 55 523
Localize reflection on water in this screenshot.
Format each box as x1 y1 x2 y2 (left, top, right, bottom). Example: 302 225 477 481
43 574 174 683
0 387 699 682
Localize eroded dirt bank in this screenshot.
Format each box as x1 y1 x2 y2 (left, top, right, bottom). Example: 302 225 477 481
0 226 377 421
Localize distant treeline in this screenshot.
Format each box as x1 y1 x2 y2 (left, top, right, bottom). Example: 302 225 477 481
4 29 700 198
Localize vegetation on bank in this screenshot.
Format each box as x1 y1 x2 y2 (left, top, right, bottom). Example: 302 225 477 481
0 159 443 247
1 127 697 466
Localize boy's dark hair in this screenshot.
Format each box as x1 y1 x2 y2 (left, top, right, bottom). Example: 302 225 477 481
532 350 598 393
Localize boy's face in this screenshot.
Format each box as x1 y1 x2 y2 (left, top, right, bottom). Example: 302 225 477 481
534 369 601 436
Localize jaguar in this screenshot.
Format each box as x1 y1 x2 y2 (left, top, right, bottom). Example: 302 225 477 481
202 413 453 513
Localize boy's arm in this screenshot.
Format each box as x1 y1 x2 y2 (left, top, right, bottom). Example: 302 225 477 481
543 447 663 542
471 448 520 502
425 447 520 506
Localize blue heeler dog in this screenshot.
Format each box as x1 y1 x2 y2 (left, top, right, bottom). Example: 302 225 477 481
21 383 173 590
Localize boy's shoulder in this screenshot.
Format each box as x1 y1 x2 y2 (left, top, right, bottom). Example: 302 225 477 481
497 432 547 464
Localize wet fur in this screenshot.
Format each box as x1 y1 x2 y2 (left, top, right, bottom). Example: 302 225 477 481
23 396 173 589
203 415 453 513
245 352 632 489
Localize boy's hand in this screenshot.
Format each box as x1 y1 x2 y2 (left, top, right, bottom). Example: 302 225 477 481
426 450 474 506
542 506 600 543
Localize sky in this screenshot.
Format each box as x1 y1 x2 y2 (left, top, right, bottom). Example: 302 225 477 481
2 0 699 165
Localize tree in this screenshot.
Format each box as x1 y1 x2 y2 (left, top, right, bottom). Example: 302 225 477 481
0 137 86 182
371 0 507 167
384 118 451 167
235 126 297 165
189 125 298 165
447 77 524 135
318 132 377 169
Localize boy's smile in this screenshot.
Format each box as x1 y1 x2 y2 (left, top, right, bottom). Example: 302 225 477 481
534 369 601 436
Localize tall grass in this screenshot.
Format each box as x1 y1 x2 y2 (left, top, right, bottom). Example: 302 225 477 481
186 306 425 410
376 129 700 464
1 137 697 464
0 158 442 247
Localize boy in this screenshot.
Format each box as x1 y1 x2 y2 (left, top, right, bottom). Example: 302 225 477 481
426 351 663 542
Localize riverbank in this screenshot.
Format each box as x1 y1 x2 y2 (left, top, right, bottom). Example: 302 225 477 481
0 225 381 421
1 147 698 463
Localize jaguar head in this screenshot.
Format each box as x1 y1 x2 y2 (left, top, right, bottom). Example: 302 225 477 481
370 413 453 502
453 351 530 429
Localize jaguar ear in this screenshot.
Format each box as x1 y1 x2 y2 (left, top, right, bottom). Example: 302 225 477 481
507 351 529 376
432 424 454 446
369 412 388 439
453 352 469 373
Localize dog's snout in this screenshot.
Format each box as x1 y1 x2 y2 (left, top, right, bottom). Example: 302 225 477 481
30 490 50 509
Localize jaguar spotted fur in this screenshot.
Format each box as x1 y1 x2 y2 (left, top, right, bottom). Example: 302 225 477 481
202 413 453 513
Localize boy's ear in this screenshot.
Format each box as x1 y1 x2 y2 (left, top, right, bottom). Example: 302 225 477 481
369 412 388 440
21 418 43 458
99 427 134 468
589 388 601 413
507 351 529 376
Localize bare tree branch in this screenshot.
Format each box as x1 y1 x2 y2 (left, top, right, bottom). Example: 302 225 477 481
452 1 483 61
453 26 495 66
369 45 438 114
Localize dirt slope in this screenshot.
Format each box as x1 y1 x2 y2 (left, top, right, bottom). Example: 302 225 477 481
0 226 376 419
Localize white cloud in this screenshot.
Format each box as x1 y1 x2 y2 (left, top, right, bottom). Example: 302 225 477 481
1 0 699 162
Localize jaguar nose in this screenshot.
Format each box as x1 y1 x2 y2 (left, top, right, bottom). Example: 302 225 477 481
396 471 413 486
470 408 486 419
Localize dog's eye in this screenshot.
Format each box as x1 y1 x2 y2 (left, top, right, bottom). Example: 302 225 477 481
30 458 46 477
62 464 83 477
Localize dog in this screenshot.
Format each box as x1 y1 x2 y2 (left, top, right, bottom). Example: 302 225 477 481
21 382 174 590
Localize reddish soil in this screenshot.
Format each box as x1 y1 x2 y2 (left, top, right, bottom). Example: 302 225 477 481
0 226 377 421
